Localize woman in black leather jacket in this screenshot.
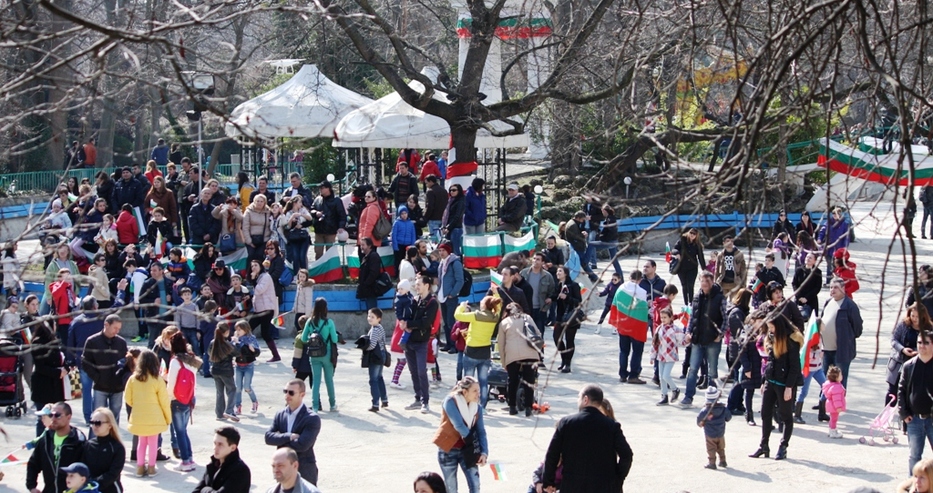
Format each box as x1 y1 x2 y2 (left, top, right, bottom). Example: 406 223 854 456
84 407 125 493
750 315 803 461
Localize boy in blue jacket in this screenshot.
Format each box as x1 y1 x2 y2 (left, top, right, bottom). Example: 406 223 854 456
698 386 731 469
392 205 416 276
596 272 622 332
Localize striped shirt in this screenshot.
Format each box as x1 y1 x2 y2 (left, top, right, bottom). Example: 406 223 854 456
367 324 386 351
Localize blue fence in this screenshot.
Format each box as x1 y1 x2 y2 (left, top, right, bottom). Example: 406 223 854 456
616 211 827 236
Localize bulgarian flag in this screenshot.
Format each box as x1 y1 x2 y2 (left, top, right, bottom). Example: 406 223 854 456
609 285 650 342
679 306 692 327
488 461 507 481
800 312 821 377
274 311 291 327
308 246 344 283
219 247 250 274
132 206 147 236
503 230 535 254
750 278 763 294
0 450 23 466
489 269 503 286
463 234 502 269
665 242 672 263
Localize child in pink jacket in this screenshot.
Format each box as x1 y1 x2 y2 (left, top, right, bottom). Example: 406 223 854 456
822 365 847 439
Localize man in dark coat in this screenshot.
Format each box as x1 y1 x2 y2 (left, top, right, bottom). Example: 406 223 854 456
189 188 222 245
111 167 143 209
26 402 87 493
194 426 252 493
356 237 382 310
81 315 128 424
681 272 727 407
497 183 527 232
310 180 347 260
264 380 322 485
543 384 633 493
388 162 419 206
282 172 314 209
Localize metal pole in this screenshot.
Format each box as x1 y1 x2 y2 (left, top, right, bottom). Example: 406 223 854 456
198 118 203 192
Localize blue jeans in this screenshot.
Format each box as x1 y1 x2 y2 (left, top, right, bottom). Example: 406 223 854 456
588 241 623 276
659 361 679 397
438 447 481 493
311 357 336 410
363 297 377 310
170 400 193 461
685 342 722 400
442 297 458 347
404 341 430 405
584 231 598 268
79 369 94 424
181 329 200 357
93 390 123 425
461 355 490 407
618 335 645 380
368 352 388 407
797 367 827 404
235 363 257 407
449 228 463 256
428 220 443 242
822 350 851 389
286 239 311 271
908 416 933 474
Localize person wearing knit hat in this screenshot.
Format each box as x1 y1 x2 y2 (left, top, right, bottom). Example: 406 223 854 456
697 386 731 470
389 278 415 390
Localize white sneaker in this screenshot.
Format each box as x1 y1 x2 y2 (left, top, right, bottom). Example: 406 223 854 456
829 429 843 439
594 327 601 335
390 382 405 390
420 404 431 414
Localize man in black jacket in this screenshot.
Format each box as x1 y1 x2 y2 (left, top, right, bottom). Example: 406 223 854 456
497 183 527 233
264 380 322 485
81 315 128 425
388 162 419 207
565 212 599 283
404 275 439 414
681 272 727 407
250 175 277 205
356 238 382 310
282 173 314 209
310 181 347 261
195 426 252 493
791 252 823 319
26 402 86 493
189 188 222 245
423 175 445 241
543 384 633 493
111 167 143 210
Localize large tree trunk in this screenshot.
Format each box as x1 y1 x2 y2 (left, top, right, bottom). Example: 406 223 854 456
46 0 73 169
96 0 120 168
450 121 478 164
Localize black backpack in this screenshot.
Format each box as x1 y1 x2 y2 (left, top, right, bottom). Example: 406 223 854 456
458 270 473 298
306 321 328 358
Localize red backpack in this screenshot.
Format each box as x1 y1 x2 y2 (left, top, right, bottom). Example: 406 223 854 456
174 359 195 405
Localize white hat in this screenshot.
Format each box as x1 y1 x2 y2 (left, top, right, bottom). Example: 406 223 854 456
705 386 721 402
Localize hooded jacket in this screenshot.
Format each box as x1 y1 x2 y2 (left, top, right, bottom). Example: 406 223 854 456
464 186 487 227
391 205 416 250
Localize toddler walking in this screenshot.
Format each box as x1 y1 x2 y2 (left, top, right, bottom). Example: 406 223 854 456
822 365 847 438
389 279 414 389
697 386 731 469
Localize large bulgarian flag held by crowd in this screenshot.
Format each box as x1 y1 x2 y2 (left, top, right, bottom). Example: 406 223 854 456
817 137 933 186
609 285 650 343
503 230 535 254
463 234 502 269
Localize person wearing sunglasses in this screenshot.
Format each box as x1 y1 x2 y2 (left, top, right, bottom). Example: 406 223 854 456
264 379 322 486
83 408 125 493
900 330 933 476
26 402 86 493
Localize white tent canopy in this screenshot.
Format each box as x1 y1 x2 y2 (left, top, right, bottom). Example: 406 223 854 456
332 67 528 149
225 64 374 140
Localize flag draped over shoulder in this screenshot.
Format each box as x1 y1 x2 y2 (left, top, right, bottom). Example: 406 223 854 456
609 286 650 342
463 234 502 269
800 312 821 377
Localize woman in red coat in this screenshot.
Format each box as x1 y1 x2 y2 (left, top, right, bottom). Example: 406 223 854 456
358 189 384 247
115 204 139 245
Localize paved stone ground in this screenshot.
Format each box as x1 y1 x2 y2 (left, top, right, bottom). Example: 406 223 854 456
0 200 919 492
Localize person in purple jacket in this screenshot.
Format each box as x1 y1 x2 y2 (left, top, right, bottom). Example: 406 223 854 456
817 207 850 285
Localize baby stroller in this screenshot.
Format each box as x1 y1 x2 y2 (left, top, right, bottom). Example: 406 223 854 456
487 362 539 412
859 395 900 445
0 339 27 418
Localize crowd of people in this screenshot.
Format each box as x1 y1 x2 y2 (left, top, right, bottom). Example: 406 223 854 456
0 144 926 493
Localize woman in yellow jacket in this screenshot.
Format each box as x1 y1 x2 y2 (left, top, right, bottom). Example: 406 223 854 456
454 296 502 408
125 349 171 478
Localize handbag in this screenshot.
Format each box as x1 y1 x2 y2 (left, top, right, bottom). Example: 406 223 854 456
279 260 295 286
461 428 483 468
384 349 392 368
250 235 265 248
330 341 339 369
219 233 236 252
521 318 545 354
66 367 81 400
669 257 680 275
374 272 393 296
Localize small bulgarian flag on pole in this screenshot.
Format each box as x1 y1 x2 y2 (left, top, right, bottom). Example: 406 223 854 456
274 311 291 328
665 242 672 263
489 269 503 286
488 461 507 481
800 312 821 377
1 449 24 466
750 278 763 294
